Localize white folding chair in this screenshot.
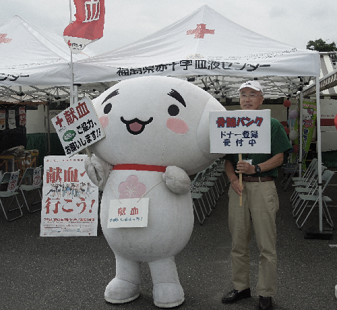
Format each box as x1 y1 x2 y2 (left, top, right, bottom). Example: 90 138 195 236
191 172 213 216
190 173 208 224
0 170 23 221
291 165 327 214
292 158 318 183
295 170 335 229
18 166 43 213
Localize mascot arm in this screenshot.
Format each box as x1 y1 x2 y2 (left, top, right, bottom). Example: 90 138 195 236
162 166 191 195
85 155 111 190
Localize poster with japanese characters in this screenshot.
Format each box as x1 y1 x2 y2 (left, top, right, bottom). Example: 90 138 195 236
8 109 16 129
51 97 105 157
19 106 26 126
209 109 271 154
40 155 99 237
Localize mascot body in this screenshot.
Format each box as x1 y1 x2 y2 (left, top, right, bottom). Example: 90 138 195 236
85 76 225 308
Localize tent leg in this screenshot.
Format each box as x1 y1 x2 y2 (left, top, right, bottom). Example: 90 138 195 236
304 78 332 240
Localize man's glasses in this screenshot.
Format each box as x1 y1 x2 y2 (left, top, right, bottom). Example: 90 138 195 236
239 94 262 99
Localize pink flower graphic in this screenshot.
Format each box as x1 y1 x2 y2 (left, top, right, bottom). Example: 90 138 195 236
118 175 146 199
0 34 12 44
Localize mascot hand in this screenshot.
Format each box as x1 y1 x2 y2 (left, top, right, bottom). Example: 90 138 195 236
162 166 191 195
85 155 111 190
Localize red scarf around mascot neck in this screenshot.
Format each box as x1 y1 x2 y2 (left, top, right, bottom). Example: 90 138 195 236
113 164 167 173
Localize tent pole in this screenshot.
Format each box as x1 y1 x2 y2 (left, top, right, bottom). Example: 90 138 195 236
47 101 51 155
315 78 323 233
74 84 78 104
299 92 303 176
70 50 74 105
43 105 47 155
69 0 74 105
304 77 331 239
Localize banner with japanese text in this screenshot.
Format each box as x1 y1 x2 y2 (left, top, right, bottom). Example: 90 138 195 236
294 100 317 170
209 109 271 154
8 110 16 129
40 155 99 237
64 0 105 53
51 97 105 157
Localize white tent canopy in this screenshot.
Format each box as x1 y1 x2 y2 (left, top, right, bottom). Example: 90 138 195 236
0 16 95 86
0 16 111 103
75 4 320 99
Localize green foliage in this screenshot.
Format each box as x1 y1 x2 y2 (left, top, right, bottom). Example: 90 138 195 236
306 39 337 52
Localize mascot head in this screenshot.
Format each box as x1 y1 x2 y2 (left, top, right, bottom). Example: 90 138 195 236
90 76 225 174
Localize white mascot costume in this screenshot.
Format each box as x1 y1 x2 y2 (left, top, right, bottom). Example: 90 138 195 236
85 76 225 308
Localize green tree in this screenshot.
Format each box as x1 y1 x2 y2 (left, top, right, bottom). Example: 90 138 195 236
306 38 337 52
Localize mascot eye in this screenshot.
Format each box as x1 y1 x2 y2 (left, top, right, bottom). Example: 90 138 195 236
168 104 180 116
104 103 112 114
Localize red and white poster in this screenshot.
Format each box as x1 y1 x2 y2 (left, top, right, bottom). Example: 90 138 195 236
320 99 337 131
40 155 99 237
0 110 5 130
63 0 105 53
19 106 26 126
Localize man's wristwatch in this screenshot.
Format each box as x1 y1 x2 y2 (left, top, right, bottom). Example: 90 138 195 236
255 164 261 173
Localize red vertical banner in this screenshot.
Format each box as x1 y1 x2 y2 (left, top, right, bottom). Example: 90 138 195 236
63 0 105 53
0 110 5 130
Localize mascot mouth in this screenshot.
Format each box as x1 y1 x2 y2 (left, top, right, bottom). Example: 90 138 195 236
120 116 153 135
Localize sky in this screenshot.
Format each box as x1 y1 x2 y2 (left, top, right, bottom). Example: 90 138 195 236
1 0 337 55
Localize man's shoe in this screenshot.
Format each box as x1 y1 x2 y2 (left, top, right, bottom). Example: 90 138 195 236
259 296 273 310
221 288 251 303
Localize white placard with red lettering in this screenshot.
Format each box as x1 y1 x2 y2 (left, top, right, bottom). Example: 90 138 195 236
33 167 42 186
209 109 271 154
107 198 149 228
40 155 99 237
7 171 19 192
51 97 105 157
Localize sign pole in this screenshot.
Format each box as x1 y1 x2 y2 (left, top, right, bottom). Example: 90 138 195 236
239 153 243 206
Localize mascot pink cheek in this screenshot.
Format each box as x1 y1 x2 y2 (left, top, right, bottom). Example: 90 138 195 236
166 118 189 134
100 115 109 129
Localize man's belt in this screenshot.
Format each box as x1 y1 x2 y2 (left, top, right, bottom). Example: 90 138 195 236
242 176 274 182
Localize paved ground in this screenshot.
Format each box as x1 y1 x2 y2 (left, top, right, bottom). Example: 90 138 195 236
1 168 337 310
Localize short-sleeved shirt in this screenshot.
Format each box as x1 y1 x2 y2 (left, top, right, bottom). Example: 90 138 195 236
224 118 292 178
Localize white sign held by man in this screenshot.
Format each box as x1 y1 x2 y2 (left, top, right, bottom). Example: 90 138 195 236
209 109 271 154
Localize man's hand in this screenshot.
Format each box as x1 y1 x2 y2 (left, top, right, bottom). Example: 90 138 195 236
230 178 244 196
235 160 255 175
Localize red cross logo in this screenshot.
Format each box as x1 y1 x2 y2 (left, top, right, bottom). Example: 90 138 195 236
55 116 64 128
186 24 215 39
0 34 12 44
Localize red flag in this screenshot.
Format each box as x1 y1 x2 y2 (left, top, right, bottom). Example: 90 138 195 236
63 0 105 53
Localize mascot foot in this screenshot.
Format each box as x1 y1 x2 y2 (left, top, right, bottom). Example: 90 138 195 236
153 283 184 308
104 278 140 304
